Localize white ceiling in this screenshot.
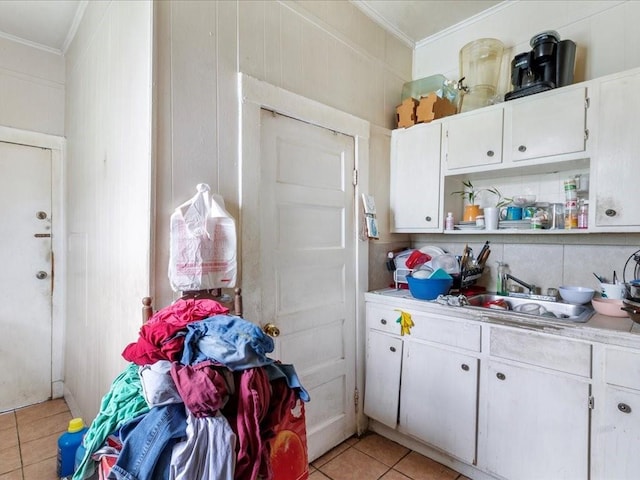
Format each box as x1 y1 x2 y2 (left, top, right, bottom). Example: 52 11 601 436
0 0 502 54
352 0 503 46
0 0 83 54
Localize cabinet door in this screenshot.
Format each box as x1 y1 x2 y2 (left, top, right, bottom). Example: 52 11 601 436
390 123 441 232
364 330 402 428
510 87 587 162
482 360 590 480
594 71 640 227
443 107 503 170
399 341 478 463
595 385 640 479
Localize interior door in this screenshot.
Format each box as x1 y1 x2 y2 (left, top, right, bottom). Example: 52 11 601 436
258 109 357 461
0 141 52 412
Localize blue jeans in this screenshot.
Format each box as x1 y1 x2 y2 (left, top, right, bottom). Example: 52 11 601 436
108 404 187 480
180 315 274 370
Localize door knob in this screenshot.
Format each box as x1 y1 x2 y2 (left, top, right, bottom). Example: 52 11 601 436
36 271 48 280
263 323 280 337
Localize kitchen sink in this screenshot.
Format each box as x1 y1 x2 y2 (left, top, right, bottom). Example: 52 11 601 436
465 294 595 323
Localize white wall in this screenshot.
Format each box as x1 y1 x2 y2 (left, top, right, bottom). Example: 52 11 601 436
153 0 412 307
63 0 153 420
0 36 65 135
414 0 640 99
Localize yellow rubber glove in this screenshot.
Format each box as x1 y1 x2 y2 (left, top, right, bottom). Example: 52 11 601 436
395 309 414 336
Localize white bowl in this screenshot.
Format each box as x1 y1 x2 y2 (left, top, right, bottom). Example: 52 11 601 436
559 286 595 304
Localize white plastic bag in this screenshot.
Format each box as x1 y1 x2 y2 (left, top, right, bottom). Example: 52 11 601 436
168 184 237 291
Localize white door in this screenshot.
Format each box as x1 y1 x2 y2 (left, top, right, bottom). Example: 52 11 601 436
0 141 52 412
258 109 357 461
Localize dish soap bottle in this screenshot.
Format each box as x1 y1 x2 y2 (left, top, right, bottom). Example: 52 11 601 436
496 262 508 295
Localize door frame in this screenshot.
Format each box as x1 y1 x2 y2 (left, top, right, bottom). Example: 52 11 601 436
0 125 65 400
239 73 370 434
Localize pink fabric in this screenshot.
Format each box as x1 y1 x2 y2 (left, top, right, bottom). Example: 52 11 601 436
122 298 229 365
170 360 232 417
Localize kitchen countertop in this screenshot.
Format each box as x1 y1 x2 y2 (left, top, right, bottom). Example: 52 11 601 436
366 288 640 349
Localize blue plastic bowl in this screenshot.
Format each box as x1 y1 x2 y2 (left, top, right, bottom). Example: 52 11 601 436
406 275 453 300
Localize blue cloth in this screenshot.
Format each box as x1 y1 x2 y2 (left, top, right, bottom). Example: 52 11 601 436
108 404 187 480
264 363 310 402
180 315 275 370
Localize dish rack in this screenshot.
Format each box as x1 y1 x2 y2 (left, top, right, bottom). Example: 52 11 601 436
457 266 484 290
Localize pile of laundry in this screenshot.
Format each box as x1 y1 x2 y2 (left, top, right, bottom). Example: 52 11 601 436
72 297 309 480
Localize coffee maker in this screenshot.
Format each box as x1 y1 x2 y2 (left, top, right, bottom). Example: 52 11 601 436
504 30 576 101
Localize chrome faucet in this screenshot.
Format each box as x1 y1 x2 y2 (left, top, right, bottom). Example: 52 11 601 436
505 273 536 294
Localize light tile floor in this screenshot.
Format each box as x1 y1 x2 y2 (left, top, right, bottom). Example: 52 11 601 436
0 398 71 480
1 399 467 480
310 433 469 480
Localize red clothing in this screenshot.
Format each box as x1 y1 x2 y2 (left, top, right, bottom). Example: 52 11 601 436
171 360 232 417
222 369 297 480
122 298 229 365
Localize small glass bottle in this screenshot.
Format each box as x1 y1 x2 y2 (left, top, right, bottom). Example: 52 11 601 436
578 200 589 229
445 212 455 230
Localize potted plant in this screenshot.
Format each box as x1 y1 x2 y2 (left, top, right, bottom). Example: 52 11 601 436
486 187 512 208
451 180 484 221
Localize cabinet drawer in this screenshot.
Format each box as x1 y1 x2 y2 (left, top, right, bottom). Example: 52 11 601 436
605 347 640 390
366 304 403 335
410 312 481 352
489 328 591 377
366 304 481 351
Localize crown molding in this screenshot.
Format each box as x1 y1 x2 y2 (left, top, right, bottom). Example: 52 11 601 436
416 1 514 48
350 0 415 49
62 0 88 55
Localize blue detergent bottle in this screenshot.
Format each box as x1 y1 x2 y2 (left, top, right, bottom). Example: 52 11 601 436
57 417 88 478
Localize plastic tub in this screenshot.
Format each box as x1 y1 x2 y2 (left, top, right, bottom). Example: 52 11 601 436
407 275 453 300
591 295 627 318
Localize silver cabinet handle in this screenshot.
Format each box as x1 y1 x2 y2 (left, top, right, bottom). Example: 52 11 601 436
380 318 387 325
390 346 396 353
496 372 506 380
425 216 432 222
36 271 48 280
605 209 617 217
461 364 469 371
518 145 527 152
487 150 494 157
618 403 632 414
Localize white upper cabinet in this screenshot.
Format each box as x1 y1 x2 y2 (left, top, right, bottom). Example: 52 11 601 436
443 107 503 171
592 69 640 229
508 87 587 162
390 122 442 232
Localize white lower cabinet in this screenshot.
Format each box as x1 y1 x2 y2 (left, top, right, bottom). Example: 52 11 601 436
399 341 478 464
363 329 402 429
480 360 590 479
364 296 640 479
596 385 640 479
592 346 640 479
